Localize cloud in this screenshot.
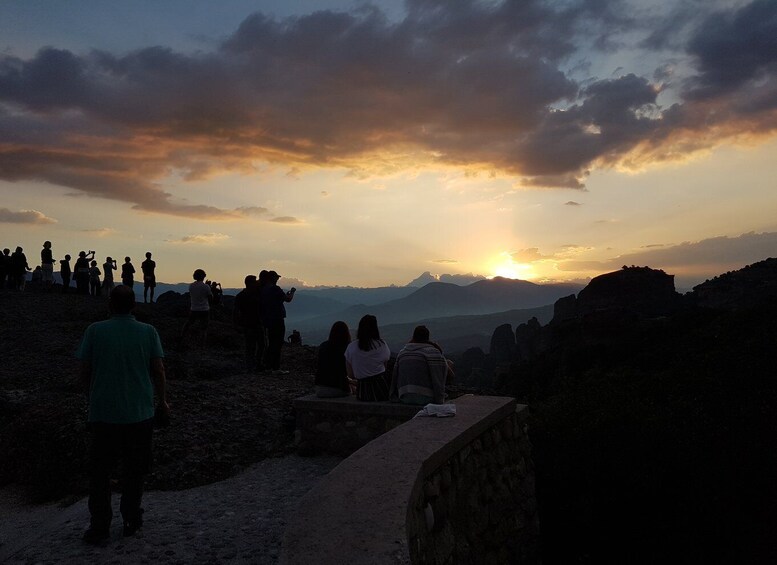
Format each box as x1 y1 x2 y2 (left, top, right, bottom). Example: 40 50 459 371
611 232 777 269
565 201 582 206
270 216 303 224
166 233 230 244
235 206 268 217
511 248 553 263
0 207 56 224
438 273 486 285
554 232 777 285
0 0 774 213
81 227 116 237
432 259 458 264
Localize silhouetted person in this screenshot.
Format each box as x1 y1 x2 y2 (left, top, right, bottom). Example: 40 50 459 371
77 285 168 545
390 325 447 405
89 260 102 297
40 241 55 290
121 257 135 289
260 271 295 373
287 329 302 346
315 321 351 398
60 254 72 293
181 269 212 348
345 314 391 401
75 251 95 294
141 252 156 303
0 248 10 289
208 280 223 306
11 246 30 290
234 275 264 370
31 265 43 287
102 257 117 294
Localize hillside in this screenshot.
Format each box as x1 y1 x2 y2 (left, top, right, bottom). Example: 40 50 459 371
0 290 321 503
473 260 777 563
367 305 554 354
297 277 581 335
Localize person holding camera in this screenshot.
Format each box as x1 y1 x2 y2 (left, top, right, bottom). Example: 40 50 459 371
260 270 295 374
75 250 95 294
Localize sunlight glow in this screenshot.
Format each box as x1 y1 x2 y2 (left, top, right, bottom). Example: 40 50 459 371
490 259 536 281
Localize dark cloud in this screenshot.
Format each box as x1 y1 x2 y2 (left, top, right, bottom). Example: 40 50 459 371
0 0 774 213
685 0 777 100
0 207 56 224
432 259 458 264
565 201 582 206
555 232 777 286
611 232 777 268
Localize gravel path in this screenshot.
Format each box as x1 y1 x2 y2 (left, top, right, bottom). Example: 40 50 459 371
0 455 341 564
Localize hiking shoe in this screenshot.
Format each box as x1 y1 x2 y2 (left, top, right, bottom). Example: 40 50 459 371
82 527 109 545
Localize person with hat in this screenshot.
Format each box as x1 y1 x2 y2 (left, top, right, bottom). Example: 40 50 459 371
260 270 295 374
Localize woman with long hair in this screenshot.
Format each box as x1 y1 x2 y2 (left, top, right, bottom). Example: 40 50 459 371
344 315 391 401
315 321 352 398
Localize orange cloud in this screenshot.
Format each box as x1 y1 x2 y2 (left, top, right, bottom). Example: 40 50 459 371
0 0 774 214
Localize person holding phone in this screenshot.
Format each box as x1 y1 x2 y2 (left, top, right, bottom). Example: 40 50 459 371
260 270 295 374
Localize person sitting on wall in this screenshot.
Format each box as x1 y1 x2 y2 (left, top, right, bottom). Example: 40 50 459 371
314 321 352 398
344 315 391 402
390 325 447 405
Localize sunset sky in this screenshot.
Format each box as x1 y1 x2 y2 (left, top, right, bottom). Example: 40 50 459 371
1 0 775 289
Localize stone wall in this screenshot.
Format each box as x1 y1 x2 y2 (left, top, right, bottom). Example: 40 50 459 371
294 395 420 456
282 396 540 565
407 407 539 564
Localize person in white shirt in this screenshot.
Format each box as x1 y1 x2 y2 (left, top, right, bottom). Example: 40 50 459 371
344 315 391 401
180 268 212 347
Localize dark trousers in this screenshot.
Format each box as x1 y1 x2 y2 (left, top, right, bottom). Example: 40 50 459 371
88 420 153 530
76 273 89 294
244 326 266 369
61 274 71 292
265 320 285 370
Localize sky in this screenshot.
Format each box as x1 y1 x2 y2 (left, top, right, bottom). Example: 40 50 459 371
0 0 775 289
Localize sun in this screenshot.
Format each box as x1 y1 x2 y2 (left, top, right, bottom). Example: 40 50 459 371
490 259 536 280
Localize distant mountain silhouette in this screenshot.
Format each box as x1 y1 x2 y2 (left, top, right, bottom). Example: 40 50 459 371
377 305 554 353
297 277 582 333
405 271 487 287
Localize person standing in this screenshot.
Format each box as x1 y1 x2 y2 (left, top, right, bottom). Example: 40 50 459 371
102 257 117 294
74 251 95 294
0 248 10 289
121 257 135 289
77 285 168 544
40 241 55 291
233 275 264 370
260 271 295 373
180 269 212 348
11 246 30 290
89 260 102 297
60 254 72 293
141 252 156 304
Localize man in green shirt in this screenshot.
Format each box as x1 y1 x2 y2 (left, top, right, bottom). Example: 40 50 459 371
77 285 169 544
